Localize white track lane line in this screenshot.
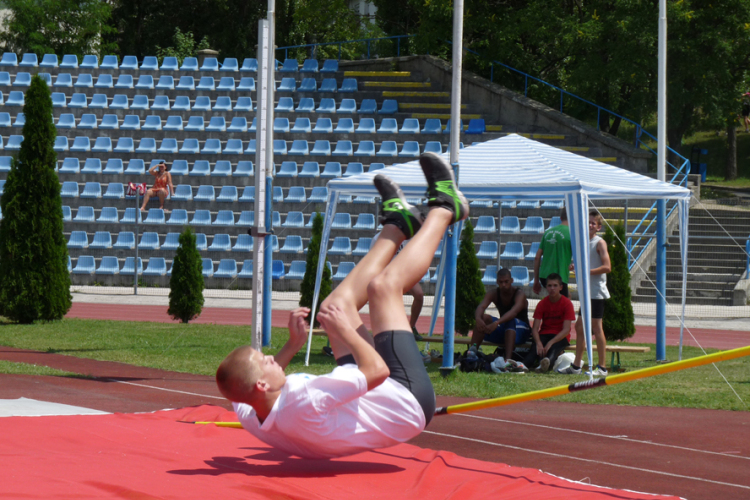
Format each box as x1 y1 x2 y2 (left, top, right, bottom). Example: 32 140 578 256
422 430 750 490
458 413 750 461
106 379 225 400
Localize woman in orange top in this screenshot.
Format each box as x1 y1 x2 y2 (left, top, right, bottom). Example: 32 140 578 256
140 162 175 211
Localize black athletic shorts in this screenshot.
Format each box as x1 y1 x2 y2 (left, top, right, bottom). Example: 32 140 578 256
336 330 435 425
540 278 569 298
577 299 606 319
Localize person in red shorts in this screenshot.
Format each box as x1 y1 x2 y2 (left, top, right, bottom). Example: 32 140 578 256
524 273 576 373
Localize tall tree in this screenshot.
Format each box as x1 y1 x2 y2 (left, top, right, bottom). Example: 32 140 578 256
602 224 634 341
455 221 485 336
299 212 332 325
168 227 204 323
0 0 118 57
0 75 71 323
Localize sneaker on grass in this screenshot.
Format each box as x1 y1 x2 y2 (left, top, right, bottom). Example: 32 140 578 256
593 365 608 377
557 363 582 375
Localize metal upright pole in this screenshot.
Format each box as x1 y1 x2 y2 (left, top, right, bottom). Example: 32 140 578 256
656 0 667 361
134 192 139 295
441 0 464 373
263 0 276 347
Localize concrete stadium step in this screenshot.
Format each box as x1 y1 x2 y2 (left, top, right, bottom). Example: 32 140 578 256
362 81 433 90
631 293 734 306
635 286 734 301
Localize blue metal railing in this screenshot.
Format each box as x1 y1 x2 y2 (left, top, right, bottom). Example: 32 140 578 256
277 34 692 271
746 237 750 277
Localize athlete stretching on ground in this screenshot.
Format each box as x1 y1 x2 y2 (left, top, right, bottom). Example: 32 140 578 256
215 153 469 459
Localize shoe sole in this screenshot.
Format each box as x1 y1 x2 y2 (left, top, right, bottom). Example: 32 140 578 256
419 152 469 222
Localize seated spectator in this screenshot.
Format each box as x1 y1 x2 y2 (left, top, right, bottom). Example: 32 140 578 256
472 268 530 361
140 161 174 212
524 273 575 373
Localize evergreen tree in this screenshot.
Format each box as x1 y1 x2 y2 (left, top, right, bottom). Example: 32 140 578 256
0 75 71 323
299 212 332 325
168 227 204 323
455 220 486 335
602 224 635 340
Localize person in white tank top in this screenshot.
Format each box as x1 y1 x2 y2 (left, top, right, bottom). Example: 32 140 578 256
558 210 611 375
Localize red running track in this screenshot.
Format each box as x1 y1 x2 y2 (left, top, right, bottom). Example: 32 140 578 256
66 302 750 350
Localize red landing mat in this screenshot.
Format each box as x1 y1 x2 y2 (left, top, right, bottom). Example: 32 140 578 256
1 405 680 500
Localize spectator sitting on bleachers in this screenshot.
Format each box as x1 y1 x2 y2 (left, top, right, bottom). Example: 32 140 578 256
524 273 576 373
471 268 530 362
140 161 175 212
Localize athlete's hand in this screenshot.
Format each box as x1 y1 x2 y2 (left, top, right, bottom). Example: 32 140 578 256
288 307 310 346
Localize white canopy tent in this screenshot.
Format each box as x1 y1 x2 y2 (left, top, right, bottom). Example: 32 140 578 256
306 134 692 370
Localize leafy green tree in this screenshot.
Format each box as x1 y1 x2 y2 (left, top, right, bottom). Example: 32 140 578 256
299 212 332 325
168 227 204 323
0 75 71 323
602 224 635 341
155 27 210 64
455 220 485 335
0 0 118 57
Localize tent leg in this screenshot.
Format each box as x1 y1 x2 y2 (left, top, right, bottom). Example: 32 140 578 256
656 199 667 361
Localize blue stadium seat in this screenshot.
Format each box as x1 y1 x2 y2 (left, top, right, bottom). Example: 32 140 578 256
521 216 545 234
208 234 231 252
86 94 106 109
96 256 120 275
150 95 170 111
275 117 291 133
221 58 239 72
239 186 255 202
91 137 112 153
279 235 303 254
166 209 188 225
185 116 205 131
353 194 376 204
135 75 154 89
173 95 191 110
501 200 517 209
0 53 17 67
168 160 188 176
228 233 251 252
235 161 253 176
207 116 226 132
180 57 199 71
6 90 24 106
377 118 398 134
142 257 167 277
309 186 328 203
337 99 356 113
72 256 96 275
13 72 31 86
68 136 90 152
4 134 22 150
164 116 183 131
82 158 103 174
525 241 541 261
331 118 353 134
422 119 442 134
542 200 565 210
500 241 524 260
59 158 80 174
286 186 307 203
212 160 232 177
285 261 306 280
190 210 212 226
332 140 353 156
53 73 73 87
320 59 338 73
339 78 357 92
481 265 498 285
236 211 254 227
160 233 180 251
235 97 253 111
548 216 562 229
237 77 255 92
160 56 178 71
194 185 216 201
317 98 336 113
214 259 238 278
109 94 129 109
277 77 296 92
51 92 66 107
517 200 540 209
298 161 319 178
277 161 298 177
273 186 284 202
350 141 372 157
500 216 521 233
238 260 254 278
272 211 281 228
281 211 305 229
0 72 9 86
114 74 133 89
143 209 165 225
351 237 373 256
228 117 248 132
121 257 144 276
123 159 145 174
89 231 113 250
466 118 486 134
318 78 337 92
97 207 118 223
181 138 201 154
223 139 243 154
272 260 286 280
476 241 498 259
332 261 355 281
193 96 211 111
300 59 319 73
475 215 496 233
321 161 342 178
352 119 375 134
311 140 331 155
280 58 298 72
353 213 376 230
331 213 352 229
245 139 256 155
313 118 333 133
99 159 123 175
94 74 113 88
241 58 258 72
217 185 238 202
275 96 294 112
376 141 397 157
193 234 208 251
379 100 398 114
196 76 215 90
213 210 235 226
399 141 420 157
119 207 142 224
344 161 365 177
67 231 89 249
115 55 136 70
73 206 95 222
511 266 530 286
0 156 11 172
19 53 38 67
39 54 58 68
76 113 99 129
423 141 442 154
399 118 420 134
298 77 316 92
156 75 174 90
117 115 139 130
130 94 149 110
197 56 217 71
134 137 155 153
62 206 72 222
12 112 25 127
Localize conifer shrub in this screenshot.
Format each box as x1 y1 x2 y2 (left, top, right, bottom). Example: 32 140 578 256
603 224 635 340
299 212 332 325
0 75 71 323
455 220 486 335
168 227 204 323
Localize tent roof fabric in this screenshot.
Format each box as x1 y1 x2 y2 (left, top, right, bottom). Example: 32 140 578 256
327 134 691 201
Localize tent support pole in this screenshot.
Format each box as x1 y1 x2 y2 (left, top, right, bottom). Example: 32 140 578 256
656 0 667 361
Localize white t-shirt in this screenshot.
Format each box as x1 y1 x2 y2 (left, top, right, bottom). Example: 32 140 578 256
234 364 426 459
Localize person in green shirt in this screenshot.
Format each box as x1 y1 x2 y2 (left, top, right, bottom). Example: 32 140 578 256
533 208 572 297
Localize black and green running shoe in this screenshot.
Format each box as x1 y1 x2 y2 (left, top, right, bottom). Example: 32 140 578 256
374 174 424 238
419 152 469 223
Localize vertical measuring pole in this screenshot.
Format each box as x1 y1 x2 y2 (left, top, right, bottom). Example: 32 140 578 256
134 192 139 295
252 19 270 350
262 0 276 346
656 0 667 361
441 0 464 373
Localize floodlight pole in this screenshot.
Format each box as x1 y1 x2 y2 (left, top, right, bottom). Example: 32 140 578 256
442 0 464 372
656 0 667 361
